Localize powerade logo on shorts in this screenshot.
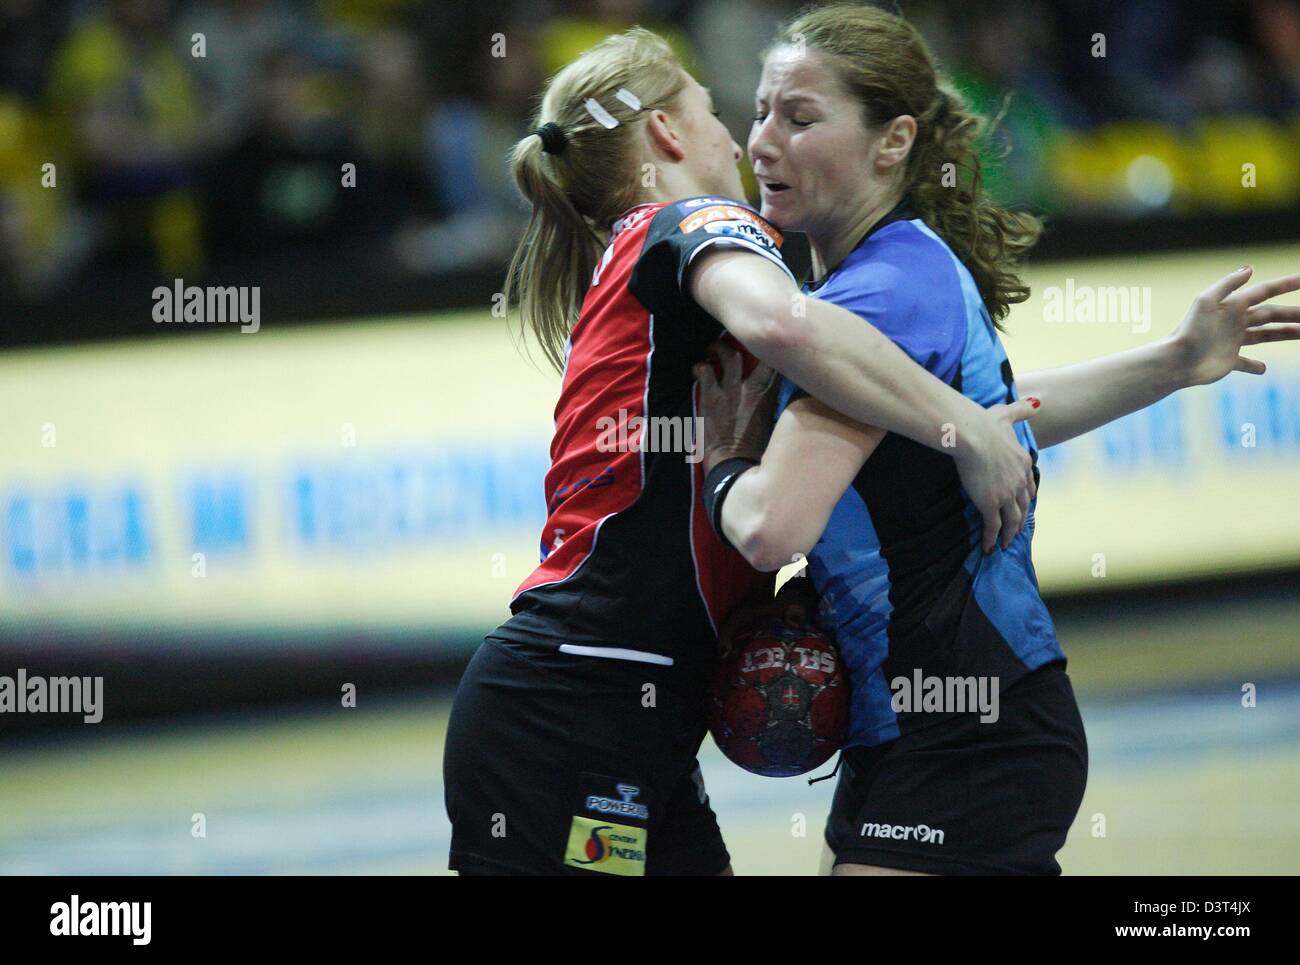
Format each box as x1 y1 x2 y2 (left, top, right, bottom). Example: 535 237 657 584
860 822 946 845
564 817 648 875
585 783 649 821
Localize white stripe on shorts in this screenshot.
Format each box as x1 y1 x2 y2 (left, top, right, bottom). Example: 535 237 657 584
557 644 674 666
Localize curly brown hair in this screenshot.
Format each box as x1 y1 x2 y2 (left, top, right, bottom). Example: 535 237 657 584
774 3 1042 324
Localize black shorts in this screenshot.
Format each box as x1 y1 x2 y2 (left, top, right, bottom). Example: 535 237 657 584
444 635 730 876
825 660 1088 875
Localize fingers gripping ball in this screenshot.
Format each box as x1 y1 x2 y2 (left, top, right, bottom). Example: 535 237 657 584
702 332 760 379
708 621 847 777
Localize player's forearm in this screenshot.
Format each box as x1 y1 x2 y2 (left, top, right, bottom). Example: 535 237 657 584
707 412 861 574
700 430 786 566
1016 338 1189 448
693 255 993 455
766 295 995 456
719 469 816 573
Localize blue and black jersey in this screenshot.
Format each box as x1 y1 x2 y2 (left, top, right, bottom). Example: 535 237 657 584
777 200 1064 748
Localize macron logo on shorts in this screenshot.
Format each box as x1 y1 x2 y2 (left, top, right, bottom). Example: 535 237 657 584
860 822 945 845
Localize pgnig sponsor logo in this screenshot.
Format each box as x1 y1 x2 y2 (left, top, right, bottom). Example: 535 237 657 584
860 822 946 845
585 783 649 821
573 825 647 866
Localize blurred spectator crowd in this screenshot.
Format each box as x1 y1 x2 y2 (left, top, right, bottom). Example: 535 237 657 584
0 0 1297 307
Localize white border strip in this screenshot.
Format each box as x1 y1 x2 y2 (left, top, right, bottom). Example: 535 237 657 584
687 382 719 637
557 644 674 666
684 235 796 283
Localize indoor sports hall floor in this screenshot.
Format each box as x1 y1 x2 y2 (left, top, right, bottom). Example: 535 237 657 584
3 589 1298 875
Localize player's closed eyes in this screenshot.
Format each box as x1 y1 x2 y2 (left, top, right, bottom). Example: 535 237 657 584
752 112 813 127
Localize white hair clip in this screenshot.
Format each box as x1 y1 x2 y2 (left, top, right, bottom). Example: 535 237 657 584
614 88 642 111
584 97 619 129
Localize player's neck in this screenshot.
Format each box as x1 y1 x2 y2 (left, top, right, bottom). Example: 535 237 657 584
808 187 906 283
641 164 713 208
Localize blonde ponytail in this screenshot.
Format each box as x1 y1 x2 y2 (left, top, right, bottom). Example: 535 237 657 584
502 28 689 371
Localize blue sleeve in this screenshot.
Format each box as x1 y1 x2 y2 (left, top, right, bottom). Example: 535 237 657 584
814 257 964 386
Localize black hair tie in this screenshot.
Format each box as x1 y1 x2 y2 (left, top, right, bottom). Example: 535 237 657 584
533 121 567 155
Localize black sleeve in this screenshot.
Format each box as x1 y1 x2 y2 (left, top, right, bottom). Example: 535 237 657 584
628 197 795 327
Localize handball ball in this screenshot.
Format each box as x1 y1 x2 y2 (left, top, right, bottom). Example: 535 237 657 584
708 620 847 777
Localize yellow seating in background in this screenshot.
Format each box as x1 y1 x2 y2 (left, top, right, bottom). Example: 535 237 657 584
1192 116 1298 209
1044 113 1300 213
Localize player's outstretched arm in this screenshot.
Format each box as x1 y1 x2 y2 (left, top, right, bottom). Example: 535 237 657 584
690 249 1038 552
1017 266 1300 449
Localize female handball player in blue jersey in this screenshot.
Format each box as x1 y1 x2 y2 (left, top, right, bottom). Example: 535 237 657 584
697 3 1300 876
442 27 1042 876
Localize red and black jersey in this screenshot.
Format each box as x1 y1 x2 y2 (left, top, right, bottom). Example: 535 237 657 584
494 197 794 667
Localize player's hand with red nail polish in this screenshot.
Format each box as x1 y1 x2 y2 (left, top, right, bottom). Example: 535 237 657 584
957 398 1040 554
